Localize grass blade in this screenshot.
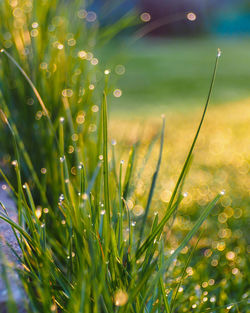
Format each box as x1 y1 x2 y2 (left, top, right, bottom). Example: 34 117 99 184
136 49 221 259
102 92 111 222
137 116 165 247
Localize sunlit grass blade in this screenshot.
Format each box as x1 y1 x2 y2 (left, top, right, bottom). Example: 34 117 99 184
165 193 221 269
170 230 204 312
123 145 136 201
136 49 221 259
138 116 165 247
0 212 37 251
102 92 111 222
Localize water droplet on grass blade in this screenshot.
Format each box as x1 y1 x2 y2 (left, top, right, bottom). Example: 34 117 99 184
11 160 18 166
60 156 65 162
59 194 64 201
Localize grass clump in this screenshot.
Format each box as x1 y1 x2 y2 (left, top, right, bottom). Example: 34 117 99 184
0 1 249 312
0 45 239 312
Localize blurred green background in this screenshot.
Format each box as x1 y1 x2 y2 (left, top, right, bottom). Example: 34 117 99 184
110 37 250 115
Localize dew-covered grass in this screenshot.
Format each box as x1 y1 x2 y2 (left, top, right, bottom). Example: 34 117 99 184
0 1 249 312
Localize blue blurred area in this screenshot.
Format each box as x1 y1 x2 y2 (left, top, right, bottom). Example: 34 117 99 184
89 0 136 22
212 12 250 35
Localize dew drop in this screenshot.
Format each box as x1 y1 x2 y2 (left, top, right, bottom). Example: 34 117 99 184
78 162 84 169
210 296 216 303
59 194 64 201
11 160 18 166
100 210 106 215
60 156 65 162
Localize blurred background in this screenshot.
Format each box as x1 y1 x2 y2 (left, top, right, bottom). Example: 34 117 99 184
92 0 250 115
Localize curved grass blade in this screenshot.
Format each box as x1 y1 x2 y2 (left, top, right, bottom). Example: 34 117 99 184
0 213 36 251
0 49 57 143
165 193 221 270
136 49 221 259
0 101 48 204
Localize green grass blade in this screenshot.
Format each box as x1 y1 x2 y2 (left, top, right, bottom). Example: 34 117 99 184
123 145 136 201
165 193 221 269
137 116 165 247
136 49 221 259
170 230 204 312
0 212 36 250
102 92 111 222
0 49 57 143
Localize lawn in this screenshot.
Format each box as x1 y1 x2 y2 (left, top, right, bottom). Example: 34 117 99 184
110 37 250 115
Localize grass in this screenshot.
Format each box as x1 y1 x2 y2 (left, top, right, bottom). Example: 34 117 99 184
110 37 250 115
109 99 250 312
0 48 226 312
0 1 249 312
